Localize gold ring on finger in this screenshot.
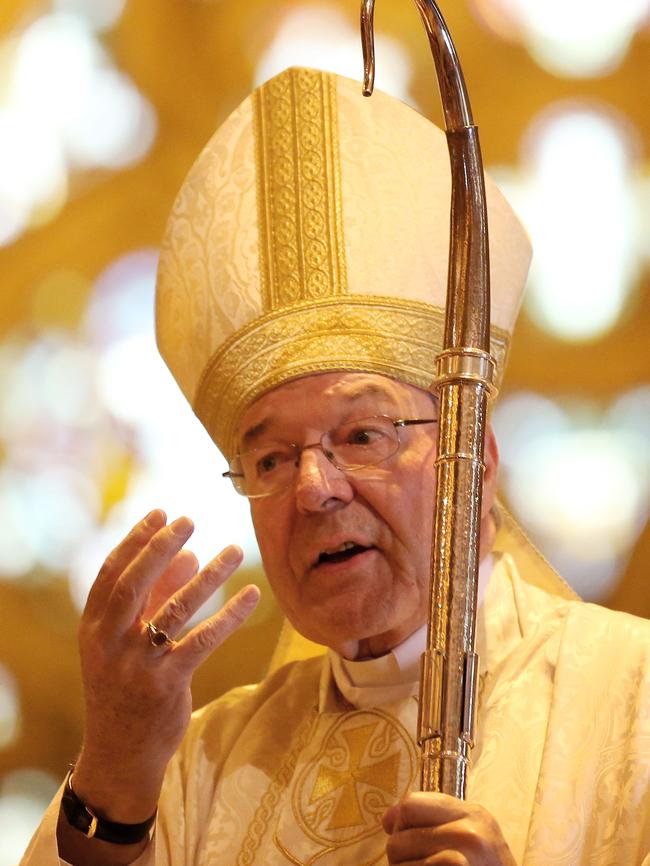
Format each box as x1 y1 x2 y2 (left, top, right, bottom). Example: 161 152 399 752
145 620 174 649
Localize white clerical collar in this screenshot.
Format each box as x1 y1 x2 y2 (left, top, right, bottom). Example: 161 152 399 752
328 554 494 708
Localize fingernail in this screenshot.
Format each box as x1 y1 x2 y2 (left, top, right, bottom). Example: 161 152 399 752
241 585 261 605
170 516 194 538
144 509 165 529
222 545 243 565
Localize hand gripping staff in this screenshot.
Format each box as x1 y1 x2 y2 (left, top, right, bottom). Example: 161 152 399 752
361 0 497 798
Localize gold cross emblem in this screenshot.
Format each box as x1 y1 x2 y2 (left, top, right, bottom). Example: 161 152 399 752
309 722 401 830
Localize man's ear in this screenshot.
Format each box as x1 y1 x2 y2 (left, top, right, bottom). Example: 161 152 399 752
482 425 499 518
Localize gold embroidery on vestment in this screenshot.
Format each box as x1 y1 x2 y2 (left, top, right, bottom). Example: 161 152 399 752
309 723 400 830
272 835 336 866
287 710 416 851
235 709 318 866
272 833 386 866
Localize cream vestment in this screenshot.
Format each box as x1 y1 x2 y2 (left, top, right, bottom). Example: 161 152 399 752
23 543 650 866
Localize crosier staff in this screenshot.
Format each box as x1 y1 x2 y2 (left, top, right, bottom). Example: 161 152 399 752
360 0 496 798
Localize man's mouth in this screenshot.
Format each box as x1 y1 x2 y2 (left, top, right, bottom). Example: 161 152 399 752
316 541 374 566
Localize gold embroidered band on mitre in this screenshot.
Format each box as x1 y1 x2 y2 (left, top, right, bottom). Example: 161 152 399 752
193 296 509 458
254 67 347 310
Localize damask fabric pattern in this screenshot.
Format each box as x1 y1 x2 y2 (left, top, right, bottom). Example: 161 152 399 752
22 554 650 866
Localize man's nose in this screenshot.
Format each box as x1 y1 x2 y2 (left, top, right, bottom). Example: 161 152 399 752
294 446 353 513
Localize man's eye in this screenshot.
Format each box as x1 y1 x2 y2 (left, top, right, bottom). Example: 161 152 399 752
255 450 290 475
257 454 279 474
347 427 382 445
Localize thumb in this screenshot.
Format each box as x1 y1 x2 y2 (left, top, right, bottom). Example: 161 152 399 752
382 803 400 834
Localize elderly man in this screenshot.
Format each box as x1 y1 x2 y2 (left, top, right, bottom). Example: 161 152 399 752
22 68 650 866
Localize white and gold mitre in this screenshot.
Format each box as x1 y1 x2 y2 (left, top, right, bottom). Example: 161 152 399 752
156 67 532 457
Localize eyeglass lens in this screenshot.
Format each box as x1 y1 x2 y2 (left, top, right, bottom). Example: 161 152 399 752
232 415 401 498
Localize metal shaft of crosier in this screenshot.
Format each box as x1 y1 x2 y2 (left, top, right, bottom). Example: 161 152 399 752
360 0 497 798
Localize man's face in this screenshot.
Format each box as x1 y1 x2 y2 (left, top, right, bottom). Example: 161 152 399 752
236 372 497 659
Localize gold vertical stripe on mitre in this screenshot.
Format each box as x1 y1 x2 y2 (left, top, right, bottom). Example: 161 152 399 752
253 68 347 310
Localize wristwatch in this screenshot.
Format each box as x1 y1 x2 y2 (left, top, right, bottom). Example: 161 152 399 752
61 770 157 845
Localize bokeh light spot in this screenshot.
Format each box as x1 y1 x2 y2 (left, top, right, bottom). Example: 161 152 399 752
0 465 99 577
498 105 641 342
84 248 159 347
0 333 100 444
494 391 650 598
255 6 414 105
0 666 20 749
472 0 650 76
0 106 67 246
0 10 156 245
31 271 92 331
52 0 127 32
64 66 157 170
0 769 59 866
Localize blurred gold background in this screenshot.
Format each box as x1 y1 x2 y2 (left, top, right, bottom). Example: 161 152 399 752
0 0 648 857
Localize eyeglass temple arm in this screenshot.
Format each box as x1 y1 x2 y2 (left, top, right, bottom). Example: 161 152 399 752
394 418 438 428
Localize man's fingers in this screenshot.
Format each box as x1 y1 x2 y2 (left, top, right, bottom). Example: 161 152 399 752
84 509 167 618
385 822 468 861
104 516 195 634
389 792 466 830
142 549 200 622
174 583 260 668
383 796 511 866
391 854 468 866
149 546 244 639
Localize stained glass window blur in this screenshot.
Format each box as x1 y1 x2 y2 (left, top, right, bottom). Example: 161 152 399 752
471 0 650 77
0 2 155 246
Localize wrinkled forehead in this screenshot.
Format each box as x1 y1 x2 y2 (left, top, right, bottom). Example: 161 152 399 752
236 372 434 449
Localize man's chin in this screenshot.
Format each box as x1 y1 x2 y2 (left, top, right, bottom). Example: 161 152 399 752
294 608 400 659
295 600 426 659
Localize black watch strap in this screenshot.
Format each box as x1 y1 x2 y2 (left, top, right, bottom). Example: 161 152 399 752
61 770 157 845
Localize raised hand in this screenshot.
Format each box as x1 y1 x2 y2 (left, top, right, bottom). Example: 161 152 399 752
70 509 260 827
